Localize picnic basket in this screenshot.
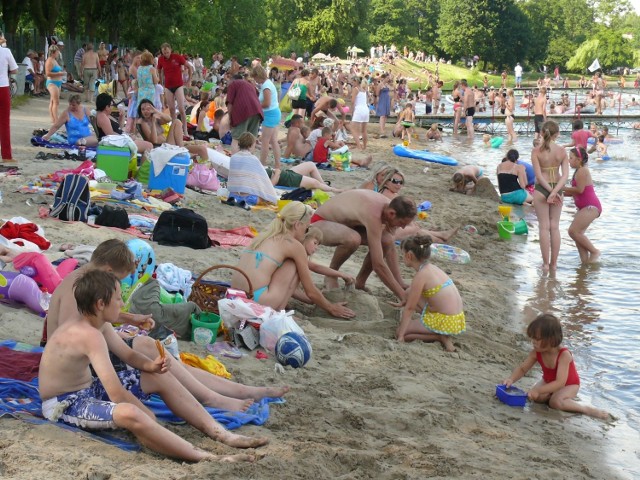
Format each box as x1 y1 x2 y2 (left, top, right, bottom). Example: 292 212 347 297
188 265 254 314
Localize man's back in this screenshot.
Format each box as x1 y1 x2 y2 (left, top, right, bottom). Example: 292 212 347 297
316 190 388 228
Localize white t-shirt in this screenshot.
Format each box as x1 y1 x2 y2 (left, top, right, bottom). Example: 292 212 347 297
0 47 19 87
22 57 35 74
514 65 523 77
307 128 323 149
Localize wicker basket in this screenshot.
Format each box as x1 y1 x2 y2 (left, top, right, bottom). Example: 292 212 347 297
188 265 254 314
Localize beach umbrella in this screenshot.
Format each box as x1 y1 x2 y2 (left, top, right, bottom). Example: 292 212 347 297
312 53 328 60
352 47 364 53
270 56 303 71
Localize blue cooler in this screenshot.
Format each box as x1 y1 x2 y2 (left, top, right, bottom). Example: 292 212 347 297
148 152 191 194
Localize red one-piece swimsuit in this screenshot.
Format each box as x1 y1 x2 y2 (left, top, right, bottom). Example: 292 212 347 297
536 347 580 385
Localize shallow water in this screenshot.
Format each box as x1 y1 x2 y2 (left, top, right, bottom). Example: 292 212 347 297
435 129 640 477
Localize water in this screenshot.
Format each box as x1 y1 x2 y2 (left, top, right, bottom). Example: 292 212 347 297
435 128 640 477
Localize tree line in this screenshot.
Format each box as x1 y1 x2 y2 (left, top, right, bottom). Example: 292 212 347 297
2 0 638 71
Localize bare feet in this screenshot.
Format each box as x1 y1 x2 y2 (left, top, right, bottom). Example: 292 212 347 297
439 226 460 243
354 283 372 294
440 335 456 352
588 251 601 264
204 396 254 412
249 385 290 400
216 431 269 449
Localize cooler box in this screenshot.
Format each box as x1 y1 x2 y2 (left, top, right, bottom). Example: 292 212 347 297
148 153 191 194
96 145 131 181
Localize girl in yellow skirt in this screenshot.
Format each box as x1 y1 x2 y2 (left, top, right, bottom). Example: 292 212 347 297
396 235 465 352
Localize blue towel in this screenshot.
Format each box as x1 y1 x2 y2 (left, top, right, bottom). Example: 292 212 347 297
30 136 97 151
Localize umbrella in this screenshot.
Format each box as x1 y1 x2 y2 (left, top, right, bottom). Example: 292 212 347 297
269 56 303 71
351 47 364 53
312 53 328 60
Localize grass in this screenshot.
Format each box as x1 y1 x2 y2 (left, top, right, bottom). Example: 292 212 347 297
11 94 32 109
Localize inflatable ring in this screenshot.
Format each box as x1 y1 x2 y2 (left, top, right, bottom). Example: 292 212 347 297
430 244 471 264
490 137 504 148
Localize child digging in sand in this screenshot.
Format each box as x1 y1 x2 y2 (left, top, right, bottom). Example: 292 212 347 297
39 270 267 462
503 313 609 419
395 235 465 352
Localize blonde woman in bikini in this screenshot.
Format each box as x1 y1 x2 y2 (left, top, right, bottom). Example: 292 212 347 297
531 120 569 272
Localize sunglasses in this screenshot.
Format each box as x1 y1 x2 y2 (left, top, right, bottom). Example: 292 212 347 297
390 178 404 185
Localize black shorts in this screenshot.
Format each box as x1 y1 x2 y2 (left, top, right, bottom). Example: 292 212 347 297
534 114 545 133
465 107 475 117
291 99 307 109
425 104 432 114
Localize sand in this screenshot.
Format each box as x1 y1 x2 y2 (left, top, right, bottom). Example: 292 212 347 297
0 97 622 479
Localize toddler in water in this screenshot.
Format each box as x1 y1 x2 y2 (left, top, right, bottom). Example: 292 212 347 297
595 135 608 160
563 147 601 263
503 313 609 419
396 235 465 352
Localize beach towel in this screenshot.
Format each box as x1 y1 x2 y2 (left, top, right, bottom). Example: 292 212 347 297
228 151 278 204
148 144 189 177
30 135 97 153
207 226 257 248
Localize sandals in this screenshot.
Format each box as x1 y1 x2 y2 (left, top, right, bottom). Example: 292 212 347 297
223 197 251 211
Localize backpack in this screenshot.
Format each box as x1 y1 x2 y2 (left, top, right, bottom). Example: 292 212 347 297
151 208 211 249
281 187 312 202
95 204 131 229
50 174 90 222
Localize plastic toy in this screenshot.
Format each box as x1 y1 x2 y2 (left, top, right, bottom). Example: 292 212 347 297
496 384 528 407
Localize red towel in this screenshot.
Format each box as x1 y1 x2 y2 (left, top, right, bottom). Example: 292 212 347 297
0 347 41 381
0 222 51 250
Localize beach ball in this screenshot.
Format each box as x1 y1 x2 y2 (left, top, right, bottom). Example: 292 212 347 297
275 332 312 368
122 239 156 289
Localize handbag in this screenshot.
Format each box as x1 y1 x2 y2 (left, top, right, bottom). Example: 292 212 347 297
187 162 220 191
287 82 301 101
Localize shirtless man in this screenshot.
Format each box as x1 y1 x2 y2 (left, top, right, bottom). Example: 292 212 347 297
533 87 547 139
46 239 289 413
283 114 312 159
81 44 100 103
461 80 475 138
309 191 416 300
39 269 265 462
306 68 321 117
97 42 109 78
310 97 342 126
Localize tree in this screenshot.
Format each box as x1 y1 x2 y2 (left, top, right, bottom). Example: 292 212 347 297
29 0 64 35
437 0 529 70
567 28 635 71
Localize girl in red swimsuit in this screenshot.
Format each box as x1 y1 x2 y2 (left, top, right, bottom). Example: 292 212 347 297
503 313 609 419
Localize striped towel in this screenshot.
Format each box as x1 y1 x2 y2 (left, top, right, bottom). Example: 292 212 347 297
228 151 278 204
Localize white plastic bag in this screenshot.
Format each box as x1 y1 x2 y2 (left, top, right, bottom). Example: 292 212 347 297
259 310 304 353
218 297 271 330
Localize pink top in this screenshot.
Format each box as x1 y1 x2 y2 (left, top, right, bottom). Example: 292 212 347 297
572 130 592 149
572 177 602 213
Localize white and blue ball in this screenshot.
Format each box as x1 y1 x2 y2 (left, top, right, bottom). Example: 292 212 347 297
275 332 312 368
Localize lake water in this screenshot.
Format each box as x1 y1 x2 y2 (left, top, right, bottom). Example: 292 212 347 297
432 127 640 478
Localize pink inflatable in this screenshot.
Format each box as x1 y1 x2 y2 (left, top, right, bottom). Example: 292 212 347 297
0 271 47 314
12 252 77 293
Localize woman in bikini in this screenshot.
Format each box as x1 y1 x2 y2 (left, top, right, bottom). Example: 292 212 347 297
231 201 355 319
531 120 569 272
95 93 153 154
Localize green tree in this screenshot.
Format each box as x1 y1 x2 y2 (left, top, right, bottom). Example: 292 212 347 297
437 0 529 70
567 28 635 71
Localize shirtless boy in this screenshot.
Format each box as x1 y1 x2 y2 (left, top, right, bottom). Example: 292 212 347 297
39 269 266 462
284 115 312 159
534 87 547 139
310 191 416 301
46 239 289 413
81 44 100 103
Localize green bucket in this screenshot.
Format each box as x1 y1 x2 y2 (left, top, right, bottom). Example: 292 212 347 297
497 221 515 240
191 312 221 345
513 218 528 235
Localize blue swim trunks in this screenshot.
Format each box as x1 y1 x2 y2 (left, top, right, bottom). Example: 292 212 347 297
41 368 149 430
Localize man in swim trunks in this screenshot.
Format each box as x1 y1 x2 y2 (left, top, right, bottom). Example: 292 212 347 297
80 43 100 103
310 191 416 301
461 80 475 138
533 87 547 140
39 269 266 462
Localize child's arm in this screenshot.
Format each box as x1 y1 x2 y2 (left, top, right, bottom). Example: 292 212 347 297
503 350 537 386
396 273 425 341
103 324 168 375
528 350 574 399
563 168 588 196
308 260 355 285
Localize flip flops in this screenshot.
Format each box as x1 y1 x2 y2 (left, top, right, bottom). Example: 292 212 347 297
223 197 251 211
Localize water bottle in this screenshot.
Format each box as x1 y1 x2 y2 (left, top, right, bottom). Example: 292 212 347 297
217 187 229 199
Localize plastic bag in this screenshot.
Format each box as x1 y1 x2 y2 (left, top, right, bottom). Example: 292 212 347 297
218 297 271 330
259 310 304 353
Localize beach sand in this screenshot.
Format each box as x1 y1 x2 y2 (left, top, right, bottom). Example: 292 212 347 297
0 98 621 479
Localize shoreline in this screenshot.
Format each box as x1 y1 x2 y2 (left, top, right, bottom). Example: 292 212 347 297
0 97 626 479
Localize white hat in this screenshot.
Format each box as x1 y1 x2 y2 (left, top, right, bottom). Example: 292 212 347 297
57 41 64 46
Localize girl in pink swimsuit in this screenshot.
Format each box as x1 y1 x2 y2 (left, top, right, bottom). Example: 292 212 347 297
564 147 601 264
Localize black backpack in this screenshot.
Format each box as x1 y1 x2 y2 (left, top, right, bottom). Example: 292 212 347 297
151 208 211 249
281 187 312 202
95 205 131 229
50 174 90 222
